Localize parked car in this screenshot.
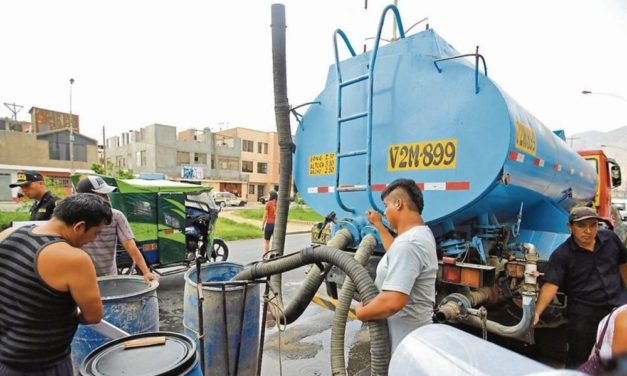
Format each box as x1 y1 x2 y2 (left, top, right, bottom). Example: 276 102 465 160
612 198 627 221
212 191 247 207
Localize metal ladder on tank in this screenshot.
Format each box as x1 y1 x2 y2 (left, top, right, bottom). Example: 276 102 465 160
332 4 406 214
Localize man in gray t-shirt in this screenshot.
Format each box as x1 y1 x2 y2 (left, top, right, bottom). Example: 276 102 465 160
76 176 157 282
356 178 437 353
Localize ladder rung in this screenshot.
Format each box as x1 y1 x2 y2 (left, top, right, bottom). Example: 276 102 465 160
338 150 366 159
339 112 367 123
339 73 369 88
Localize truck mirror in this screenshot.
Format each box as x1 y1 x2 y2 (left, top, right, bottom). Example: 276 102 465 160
610 162 622 188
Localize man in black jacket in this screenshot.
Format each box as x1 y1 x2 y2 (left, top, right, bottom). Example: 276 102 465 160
534 206 627 368
9 170 59 220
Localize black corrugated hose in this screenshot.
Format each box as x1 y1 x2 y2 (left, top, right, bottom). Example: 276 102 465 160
331 235 376 375
232 244 390 376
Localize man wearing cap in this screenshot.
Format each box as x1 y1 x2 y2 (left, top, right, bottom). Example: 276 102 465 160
533 206 627 368
76 176 157 282
9 170 59 221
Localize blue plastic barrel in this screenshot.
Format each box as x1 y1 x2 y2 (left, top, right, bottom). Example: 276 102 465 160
183 262 261 376
71 276 159 370
80 332 202 375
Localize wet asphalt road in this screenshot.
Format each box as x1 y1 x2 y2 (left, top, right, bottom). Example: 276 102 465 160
156 233 371 376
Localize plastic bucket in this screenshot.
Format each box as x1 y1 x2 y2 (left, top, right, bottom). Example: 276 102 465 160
183 262 261 376
71 276 159 370
80 332 202 375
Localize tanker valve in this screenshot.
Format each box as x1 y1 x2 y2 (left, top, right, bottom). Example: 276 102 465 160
318 211 336 237
312 211 336 244
434 293 472 323
523 243 541 290
466 307 488 340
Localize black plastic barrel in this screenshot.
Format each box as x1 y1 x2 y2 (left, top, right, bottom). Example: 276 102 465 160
80 332 202 375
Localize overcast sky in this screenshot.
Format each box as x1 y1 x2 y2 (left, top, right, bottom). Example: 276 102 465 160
2 0 626 143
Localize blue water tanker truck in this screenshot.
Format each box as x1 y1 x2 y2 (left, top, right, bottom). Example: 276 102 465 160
294 5 622 344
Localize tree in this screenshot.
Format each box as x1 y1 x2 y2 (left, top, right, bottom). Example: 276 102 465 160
91 161 113 175
116 169 134 179
90 162 134 179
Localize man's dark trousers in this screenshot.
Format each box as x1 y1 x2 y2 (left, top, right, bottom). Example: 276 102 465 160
565 302 612 368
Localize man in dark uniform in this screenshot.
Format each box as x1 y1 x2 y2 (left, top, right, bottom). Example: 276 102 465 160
9 170 59 221
534 206 627 368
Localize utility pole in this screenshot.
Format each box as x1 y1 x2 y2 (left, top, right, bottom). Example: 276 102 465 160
566 136 580 147
102 125 107 175
69 78 75 174
3 102 23 131
3 102 23 122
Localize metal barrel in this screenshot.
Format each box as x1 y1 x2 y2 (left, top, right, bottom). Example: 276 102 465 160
79 332 202 376
183 262 261 376
71 276 159 370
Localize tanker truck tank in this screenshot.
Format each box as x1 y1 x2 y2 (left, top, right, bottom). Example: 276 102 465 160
294 22 596 260
294 5 604 344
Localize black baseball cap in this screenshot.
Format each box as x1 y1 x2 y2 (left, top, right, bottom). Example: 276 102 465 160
568 206 601 223
9 170 44 188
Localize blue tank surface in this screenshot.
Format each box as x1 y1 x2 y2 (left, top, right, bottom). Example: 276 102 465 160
294 25 595 258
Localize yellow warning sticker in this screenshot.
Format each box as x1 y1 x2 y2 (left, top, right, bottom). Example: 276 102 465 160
309 153 336 176
515 120 536 155
387 139 457 171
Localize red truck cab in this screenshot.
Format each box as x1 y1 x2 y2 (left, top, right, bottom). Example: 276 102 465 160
578 150 622 219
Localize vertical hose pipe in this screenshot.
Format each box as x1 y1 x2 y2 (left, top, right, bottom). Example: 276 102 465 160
331 235 376 376
270 2 295 317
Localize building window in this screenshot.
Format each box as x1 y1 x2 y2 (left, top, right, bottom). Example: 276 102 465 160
194 153 207 164
136 151 146 167
258 142 268 154
74 144 87 162
242 160 253 173
248 184 255 194
177 151 190 165
257 162 268 174
218 157 239 170
211 157 215 169
243 139 254 152
49 141 69 160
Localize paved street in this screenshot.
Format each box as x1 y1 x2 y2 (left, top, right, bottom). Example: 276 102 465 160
156 233 371 376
